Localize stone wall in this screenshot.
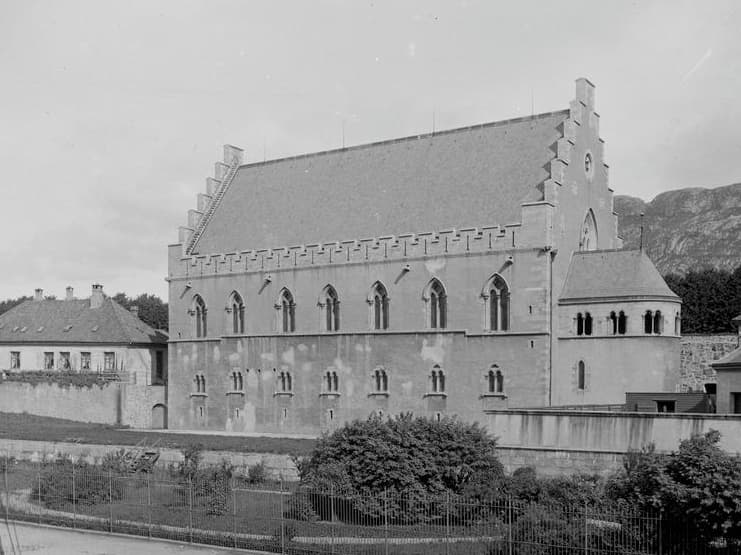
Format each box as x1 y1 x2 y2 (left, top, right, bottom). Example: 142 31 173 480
680 334 739 391
0 381 121 424
0 381 165 429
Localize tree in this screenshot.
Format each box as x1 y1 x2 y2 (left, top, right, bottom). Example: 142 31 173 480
607 430 741 551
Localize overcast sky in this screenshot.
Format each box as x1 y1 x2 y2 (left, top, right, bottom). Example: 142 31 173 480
1 0 739 300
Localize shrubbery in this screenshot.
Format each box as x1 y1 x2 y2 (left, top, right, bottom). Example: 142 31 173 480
33 454 125 509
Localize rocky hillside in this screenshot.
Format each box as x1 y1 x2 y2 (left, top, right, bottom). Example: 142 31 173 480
614 182 741 275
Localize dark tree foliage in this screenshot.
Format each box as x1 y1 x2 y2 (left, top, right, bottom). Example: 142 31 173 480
112 292 168 331
664 265 741 333
0 296 31 316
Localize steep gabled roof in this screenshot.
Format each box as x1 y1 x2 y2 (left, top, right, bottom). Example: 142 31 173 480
0 298 167 345
191 110 568 254
559 249 680 303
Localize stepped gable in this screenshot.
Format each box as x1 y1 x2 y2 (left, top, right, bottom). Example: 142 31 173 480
188 110 569 255
0 297 166 345
559 249 681 303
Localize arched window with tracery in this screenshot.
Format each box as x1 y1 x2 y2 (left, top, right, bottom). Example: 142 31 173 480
373 367 388 393
369 282 389 330
192 295 207 338
277 370 292 393
486 365 504 394
430 365 446 393
580 209 598 252
425 279 447 329
229 291 245 334
194 374 206 393
324 370 339 393
277 289 296 333
483 274 509 331
320 285 340 332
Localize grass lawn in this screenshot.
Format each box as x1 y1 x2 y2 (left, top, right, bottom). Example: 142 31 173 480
0 412 315 456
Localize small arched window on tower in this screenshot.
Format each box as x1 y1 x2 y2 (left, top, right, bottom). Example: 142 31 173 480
653 311 663 335
584 312 593 336
193 295 207 338
484 274 510 331
320 285 340 332
277 288 296 333
373 367 388 393
370 282 389 330
576 312 584 336
277 370 293 393
674 312 681 336
229 291 245 334
429 365 446 394
577 360 586 391
644 310 654 334
609 312 618 335
426 279 447 329
618 311 627 335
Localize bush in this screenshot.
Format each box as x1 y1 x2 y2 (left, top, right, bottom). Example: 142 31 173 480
298 413 504 524
33 455 124 509
247 461 267 484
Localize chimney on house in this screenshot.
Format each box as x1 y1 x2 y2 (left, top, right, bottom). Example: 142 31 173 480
130 306 139 319
90 284 104 309
34 288 43 301
65 286 74 301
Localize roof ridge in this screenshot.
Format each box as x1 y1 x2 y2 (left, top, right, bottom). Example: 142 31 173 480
237 109 570 170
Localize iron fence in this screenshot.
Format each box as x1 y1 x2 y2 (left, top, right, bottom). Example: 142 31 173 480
1 461 739 554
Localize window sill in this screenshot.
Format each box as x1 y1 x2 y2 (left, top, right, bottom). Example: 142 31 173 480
423 392 447 398
368 392 389 398
190 392 208 398
226 390 245 396
480 393 506 399
319 392 341 398
273 391 294 398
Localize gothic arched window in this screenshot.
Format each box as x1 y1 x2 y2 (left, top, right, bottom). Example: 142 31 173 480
229 291 245 334
430 365 446 393
193 295 207 338
373 367 388 393
584 312 593 336
653 311 663 335
320 285 340 332
577 361 586 391
484 274 510 331
277 289 296 333
576 313 584 336
618 311 627 335
426 279 447 329
580 210 598 252
370 282 389 330
644 310 654 334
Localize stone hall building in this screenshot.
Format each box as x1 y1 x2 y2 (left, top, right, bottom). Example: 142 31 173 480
167 78 681 434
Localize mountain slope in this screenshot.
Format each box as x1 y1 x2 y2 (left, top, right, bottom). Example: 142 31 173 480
614 183 741 275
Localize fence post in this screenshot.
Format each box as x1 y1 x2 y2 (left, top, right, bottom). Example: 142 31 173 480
507 495 513 555
383 489 389 555
71 464 76 529
583 501 588 554
108 469 113 533
445 491 450 555
147 474 152 539
188 477 193 544
232 477 237 549
658 509 663 555
329 483 335 555
3 462 9 523
37 465 42 525
279 478 285 554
